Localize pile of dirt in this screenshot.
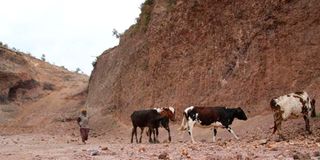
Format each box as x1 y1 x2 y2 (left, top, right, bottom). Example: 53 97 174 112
0 46 89 134
87 0 320 126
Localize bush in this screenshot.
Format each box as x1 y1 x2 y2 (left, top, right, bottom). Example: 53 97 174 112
43 82 55 91
41 54 46 61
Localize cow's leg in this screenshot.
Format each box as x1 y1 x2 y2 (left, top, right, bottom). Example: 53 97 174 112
131 127 136 143
155 128 160 143
272 112 282 134
275 120 284 140
272 120 277 134
139 127 144 143
212 128 217 142
303 115 312 134
227 127 239 140
135 127 140 143
179 116 187 131
165 127 171 142
148 127 153 143
273 111 285 140
187 119 196 143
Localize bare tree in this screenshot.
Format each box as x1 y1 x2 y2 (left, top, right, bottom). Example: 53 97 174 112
112 28 120 38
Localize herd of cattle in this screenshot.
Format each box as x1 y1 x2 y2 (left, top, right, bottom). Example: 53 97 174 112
130 91 316 143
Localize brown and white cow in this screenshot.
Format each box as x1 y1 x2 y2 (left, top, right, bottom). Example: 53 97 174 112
270 91 316 139
179 106 248 143
148 107 176 142
131 107 175 143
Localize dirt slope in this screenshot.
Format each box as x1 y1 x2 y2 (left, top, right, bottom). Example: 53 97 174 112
0 46 88 134
87 0 320 125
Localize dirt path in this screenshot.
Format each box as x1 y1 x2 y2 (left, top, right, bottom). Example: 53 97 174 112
1 114 319 159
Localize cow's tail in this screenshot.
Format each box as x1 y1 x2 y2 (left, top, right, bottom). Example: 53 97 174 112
311 99 316 117
178 112 188 131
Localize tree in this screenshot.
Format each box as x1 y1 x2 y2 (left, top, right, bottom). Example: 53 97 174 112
41 54 46 61
75 68 81 73
112 28 120 38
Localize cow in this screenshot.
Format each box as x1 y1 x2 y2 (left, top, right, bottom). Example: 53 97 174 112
179 106 248 143
149 107 176 142
270 91 316 139
130 107 175 143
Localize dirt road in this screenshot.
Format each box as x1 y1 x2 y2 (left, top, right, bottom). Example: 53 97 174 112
1 114 319 160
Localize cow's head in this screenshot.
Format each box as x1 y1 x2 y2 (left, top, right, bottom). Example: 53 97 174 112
235 107 248 120
311 99 316 117
159 107 176 121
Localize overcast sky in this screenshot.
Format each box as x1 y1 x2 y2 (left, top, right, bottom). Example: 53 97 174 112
0 0 145 75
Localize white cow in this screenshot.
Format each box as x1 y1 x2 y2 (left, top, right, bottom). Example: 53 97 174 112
270 91 316 139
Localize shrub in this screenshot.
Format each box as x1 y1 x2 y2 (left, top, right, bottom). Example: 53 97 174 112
43 82 55 91
41 54 46 61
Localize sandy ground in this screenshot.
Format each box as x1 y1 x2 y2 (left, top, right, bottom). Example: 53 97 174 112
1 113 320 160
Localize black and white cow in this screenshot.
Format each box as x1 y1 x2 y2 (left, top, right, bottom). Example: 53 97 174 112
270 91 316 139
179 106 248 143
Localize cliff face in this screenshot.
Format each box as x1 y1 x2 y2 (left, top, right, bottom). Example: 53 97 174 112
87 0 320 124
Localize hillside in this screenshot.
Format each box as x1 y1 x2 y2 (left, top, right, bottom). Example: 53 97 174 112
1 1 320 159
87 0 320 125
0 46 88 134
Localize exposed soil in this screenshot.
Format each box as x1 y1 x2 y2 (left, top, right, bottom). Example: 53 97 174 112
1 0 320 159
1 113 319 160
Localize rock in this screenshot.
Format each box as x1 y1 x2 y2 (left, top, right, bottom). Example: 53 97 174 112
101 146 108 151
293 151 310 160
111 152 116 156
259 139 268 145
181 148 188 156
313 151 320 157
158 152 169 159
138 147 146 152
163 144 169 147
188 145 197 151
236 154 243 159
316 138 320 143
89 150 99 156
163 139 169 143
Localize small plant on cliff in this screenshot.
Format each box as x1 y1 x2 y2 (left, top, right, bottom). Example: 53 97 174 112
41 54 46 61
112 28 121 38
75 67 83 74
92 57 97 67
3 44 8 48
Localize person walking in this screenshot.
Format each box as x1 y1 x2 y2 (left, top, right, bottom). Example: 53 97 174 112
77 109 89 144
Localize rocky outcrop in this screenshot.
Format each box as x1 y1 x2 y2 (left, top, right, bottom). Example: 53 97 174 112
0 47 36 103
87 0 320 123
